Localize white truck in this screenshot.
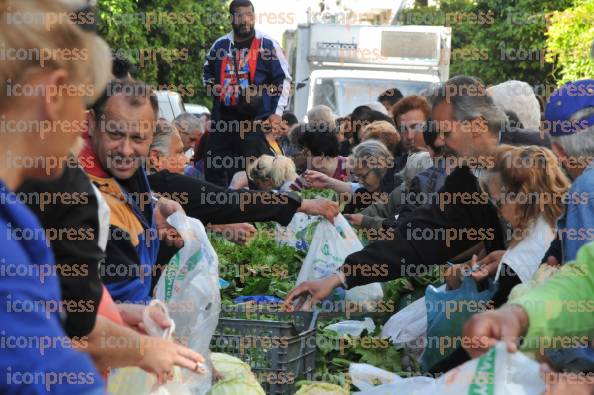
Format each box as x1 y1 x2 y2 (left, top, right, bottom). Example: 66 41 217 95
284 24 451 120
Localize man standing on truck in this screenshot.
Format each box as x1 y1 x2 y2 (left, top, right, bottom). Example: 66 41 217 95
203 0 292 186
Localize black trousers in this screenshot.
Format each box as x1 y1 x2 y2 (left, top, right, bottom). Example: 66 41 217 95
204 119 272 187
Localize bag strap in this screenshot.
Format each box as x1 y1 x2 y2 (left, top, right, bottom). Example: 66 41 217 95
231 38 261 85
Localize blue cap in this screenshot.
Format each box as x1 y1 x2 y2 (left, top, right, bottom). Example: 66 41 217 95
545 79 594 137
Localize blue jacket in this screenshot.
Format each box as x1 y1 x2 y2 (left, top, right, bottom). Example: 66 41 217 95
203 29 292 121
87 169 159 304
0 181 104 395
559 164 594 263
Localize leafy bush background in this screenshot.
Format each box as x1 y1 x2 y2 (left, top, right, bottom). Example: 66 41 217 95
97 0 230 107
545 0 594 84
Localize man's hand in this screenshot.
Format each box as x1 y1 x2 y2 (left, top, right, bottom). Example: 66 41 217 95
154 197 185 248
344 213 363 226
298 198 339 223
284 275 342 311
139 336 205 384
462 304 529 358
209 223 256 245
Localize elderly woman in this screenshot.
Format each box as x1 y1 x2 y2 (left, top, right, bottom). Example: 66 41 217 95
304 139 395 212
149 119 190 174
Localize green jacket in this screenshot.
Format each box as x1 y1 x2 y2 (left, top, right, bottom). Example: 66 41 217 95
511 241 594 352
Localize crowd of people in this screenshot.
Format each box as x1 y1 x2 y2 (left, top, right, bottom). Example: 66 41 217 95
1 0 593 394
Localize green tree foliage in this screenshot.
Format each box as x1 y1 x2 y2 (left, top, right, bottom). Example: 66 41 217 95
97 0 230 107
399 0 572 88
545 0 594 85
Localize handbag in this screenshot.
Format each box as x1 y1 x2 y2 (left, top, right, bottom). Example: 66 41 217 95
421 276 498 371
232 48 263 116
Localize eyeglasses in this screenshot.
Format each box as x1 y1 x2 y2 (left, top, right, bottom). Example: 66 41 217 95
352 169 372 183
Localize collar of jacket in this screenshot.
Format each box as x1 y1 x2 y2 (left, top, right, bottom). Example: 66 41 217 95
78 130 155 229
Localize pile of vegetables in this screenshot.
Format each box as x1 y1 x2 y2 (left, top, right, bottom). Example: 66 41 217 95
208 216 442 392
211 222 306 304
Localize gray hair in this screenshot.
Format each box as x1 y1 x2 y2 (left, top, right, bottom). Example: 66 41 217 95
351 139 394 176
430 76 508 135
487 80 541 131
174 112 203 135
307 105 336 131
151 120 177 155
402 151 433 189
550 126 594 158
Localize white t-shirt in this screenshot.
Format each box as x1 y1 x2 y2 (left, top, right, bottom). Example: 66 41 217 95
495 215 554 283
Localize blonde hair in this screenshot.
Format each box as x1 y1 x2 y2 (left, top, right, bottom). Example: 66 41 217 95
361 121 400 153
0 0 108 108
248 155 298 188
491 145 570 231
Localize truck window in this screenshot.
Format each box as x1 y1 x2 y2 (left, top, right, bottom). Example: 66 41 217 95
313 78 337 114
312 78 434 117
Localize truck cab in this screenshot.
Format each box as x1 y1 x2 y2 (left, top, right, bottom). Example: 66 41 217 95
285 24 451 120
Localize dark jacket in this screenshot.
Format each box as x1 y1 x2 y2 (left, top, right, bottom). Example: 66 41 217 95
18 164 103 338
339 128 550 289
147 170 302 226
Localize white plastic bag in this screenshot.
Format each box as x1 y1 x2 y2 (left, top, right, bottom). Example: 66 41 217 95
108 300 193 395
275 212 320 250
154 212 221 395
295 214 383 307
381 285 446 360
324 317 376 337
350 342 546 395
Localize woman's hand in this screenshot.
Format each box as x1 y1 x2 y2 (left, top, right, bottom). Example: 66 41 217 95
117 303 172 335
444 263 465 290
303 170 332 189
284 275 343 311
298 198 339 223
470 250 504 282
138 336 205 384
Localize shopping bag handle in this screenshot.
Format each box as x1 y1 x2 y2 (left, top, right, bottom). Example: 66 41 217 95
143 299 175 339
307 307 320 333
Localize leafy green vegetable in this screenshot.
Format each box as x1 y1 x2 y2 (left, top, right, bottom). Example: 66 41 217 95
299 188 338 201
210 229 305 303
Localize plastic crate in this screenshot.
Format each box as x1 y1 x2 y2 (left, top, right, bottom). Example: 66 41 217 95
210 303 318 395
